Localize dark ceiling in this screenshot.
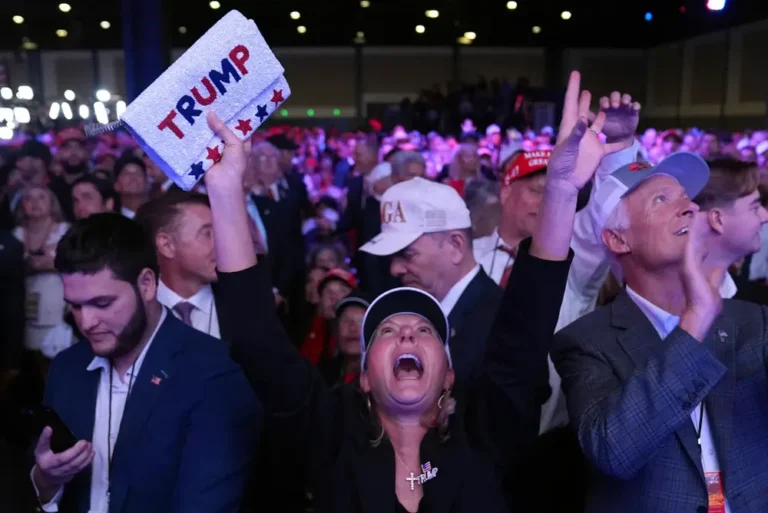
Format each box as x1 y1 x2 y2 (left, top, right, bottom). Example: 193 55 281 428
1 0 767 51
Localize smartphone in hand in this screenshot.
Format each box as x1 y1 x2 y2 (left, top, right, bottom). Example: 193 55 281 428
20 406 78 453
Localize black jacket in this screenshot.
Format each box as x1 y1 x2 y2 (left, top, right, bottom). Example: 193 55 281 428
218 238 572 513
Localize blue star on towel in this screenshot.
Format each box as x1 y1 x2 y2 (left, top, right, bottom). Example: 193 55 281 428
255 104 268 123
189 161 205 179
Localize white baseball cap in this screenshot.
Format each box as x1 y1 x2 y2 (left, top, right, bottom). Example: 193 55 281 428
592 152 711 243
359 177 472 256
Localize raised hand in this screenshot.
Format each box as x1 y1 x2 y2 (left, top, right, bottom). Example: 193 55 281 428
548 71 632 194
679 212 723 341
203 112 251 193
594 92 641 143
33 427 94 499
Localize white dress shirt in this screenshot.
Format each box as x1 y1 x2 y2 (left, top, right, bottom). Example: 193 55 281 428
474 229 516 285
35 308 167 513
440 264 481 316
156 280 220 339
120 207 135 219
625 286 732 513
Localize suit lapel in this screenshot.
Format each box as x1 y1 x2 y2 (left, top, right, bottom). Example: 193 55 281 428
704 318 736 479
109 313 184 511
447 270 490 338
211 286 230 342
350 440 395 513
612 293 705 479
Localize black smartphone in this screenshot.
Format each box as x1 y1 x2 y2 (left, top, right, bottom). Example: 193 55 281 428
20 406 78 453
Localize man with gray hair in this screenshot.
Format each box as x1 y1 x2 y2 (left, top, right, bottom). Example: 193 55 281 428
390 150 426 184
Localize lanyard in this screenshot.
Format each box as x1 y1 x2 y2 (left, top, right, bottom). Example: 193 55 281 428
106 361 136 503
695 403 705 447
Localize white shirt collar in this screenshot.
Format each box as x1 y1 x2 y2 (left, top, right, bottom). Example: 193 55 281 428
440 264 481 316
156 279 214 314
121 206 136 219
625 286 680 339
86 307 168 375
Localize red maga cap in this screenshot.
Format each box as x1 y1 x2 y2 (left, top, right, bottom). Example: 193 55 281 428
502 149 552 186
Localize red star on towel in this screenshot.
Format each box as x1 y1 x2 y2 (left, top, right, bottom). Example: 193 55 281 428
235 119 252 136
270 89 284 107
206 145 222 163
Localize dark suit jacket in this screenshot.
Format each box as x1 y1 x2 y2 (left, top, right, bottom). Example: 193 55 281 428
447 269 505 384
40 312 262 513
217 238 572 513
0 231 24 372
250 194 292 296
553 292 768 513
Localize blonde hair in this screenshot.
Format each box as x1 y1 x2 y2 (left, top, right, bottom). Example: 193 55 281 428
13 185 64 226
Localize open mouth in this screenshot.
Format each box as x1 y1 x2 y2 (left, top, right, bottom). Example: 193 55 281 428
674 227 689 236
393 353 424 380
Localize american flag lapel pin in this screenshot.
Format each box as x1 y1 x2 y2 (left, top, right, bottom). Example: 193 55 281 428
717 329 728 343
151 376 162 385
420 461 437 483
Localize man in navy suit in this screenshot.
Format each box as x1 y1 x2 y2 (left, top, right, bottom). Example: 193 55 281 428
30 213 261 513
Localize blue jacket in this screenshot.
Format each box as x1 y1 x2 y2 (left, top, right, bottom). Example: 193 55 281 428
41 311 262 513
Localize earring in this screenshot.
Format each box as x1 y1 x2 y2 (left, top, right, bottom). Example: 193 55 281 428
438 390 448 410
366 395 372 412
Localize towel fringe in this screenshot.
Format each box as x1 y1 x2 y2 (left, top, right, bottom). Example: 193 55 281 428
84 120 125 137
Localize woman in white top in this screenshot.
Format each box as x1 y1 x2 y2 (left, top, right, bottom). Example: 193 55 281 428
12 185 70 352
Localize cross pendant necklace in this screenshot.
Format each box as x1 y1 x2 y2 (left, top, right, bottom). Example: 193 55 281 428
406 473 420 491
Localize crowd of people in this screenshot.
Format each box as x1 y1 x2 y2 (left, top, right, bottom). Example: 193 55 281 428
0 69 768 513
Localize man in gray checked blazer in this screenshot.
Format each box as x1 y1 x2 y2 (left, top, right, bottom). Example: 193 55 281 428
553 152 768 513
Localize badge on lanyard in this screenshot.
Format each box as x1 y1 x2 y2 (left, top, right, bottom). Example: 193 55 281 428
705 472 726 513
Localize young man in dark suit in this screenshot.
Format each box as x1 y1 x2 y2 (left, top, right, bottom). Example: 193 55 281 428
30 214 261 513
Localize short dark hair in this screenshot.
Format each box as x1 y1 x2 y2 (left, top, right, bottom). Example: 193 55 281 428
134 191 210 242
694 159 760 211
72 175 119 211
55 213 159 284
114 155 147 180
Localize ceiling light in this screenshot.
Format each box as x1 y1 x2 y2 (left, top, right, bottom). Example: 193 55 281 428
56 29 68 38
49 102 61 120
0 108 12 123
13 107 31 124
532 26 541 34
506 1 518 9
290 11 300 20
13 15 24 24
707 0 726 10
100 21 110 29
356 31 364 38
79 104 90 119
297 25 307 34
645 12 653 21
464 31 476 40
178 26 187 34
59 3 72 13
116 100 127 119
360 0 370 7
94 102 109 124
0 127 13 141
457 36 471 45
0 87 12 100
61 102 73 120
425 10 439 18
415 25 425 34
95 89 111 102
209 1 221 9
561 11 572 20
17 85 33 100
64 89 75 101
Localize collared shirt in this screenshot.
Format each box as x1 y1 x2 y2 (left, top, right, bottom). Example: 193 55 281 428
440 264 481 316
35 308 168 513
156 279 220 339
245 192 269 252
120 206 135 219
625 286 732 513
474 229 516 285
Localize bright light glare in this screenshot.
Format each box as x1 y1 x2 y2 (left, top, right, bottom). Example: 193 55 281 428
506 1 518 9
209 1 221 9
100 21 111 29
464 31 476 40
415 25 425 34
707 0 726 10
64 90 75 101
425 10 439 18
94 102 109 124
59 3 72 13
0 127 13 141
49 103 61 120
290 11 300 20
0 108 13 123
360 0 370 7
13 107 31 124
13 15 24 24
116 100 127 119
532 26 542 34
0 87 12 100
79 105 90 119
17 85 34 100
561 11 572 20
61 102 73 120
96 89 111 102
297 25 307 34
56 29 68 38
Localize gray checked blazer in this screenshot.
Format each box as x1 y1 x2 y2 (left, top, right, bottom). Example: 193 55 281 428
552 292 768 513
